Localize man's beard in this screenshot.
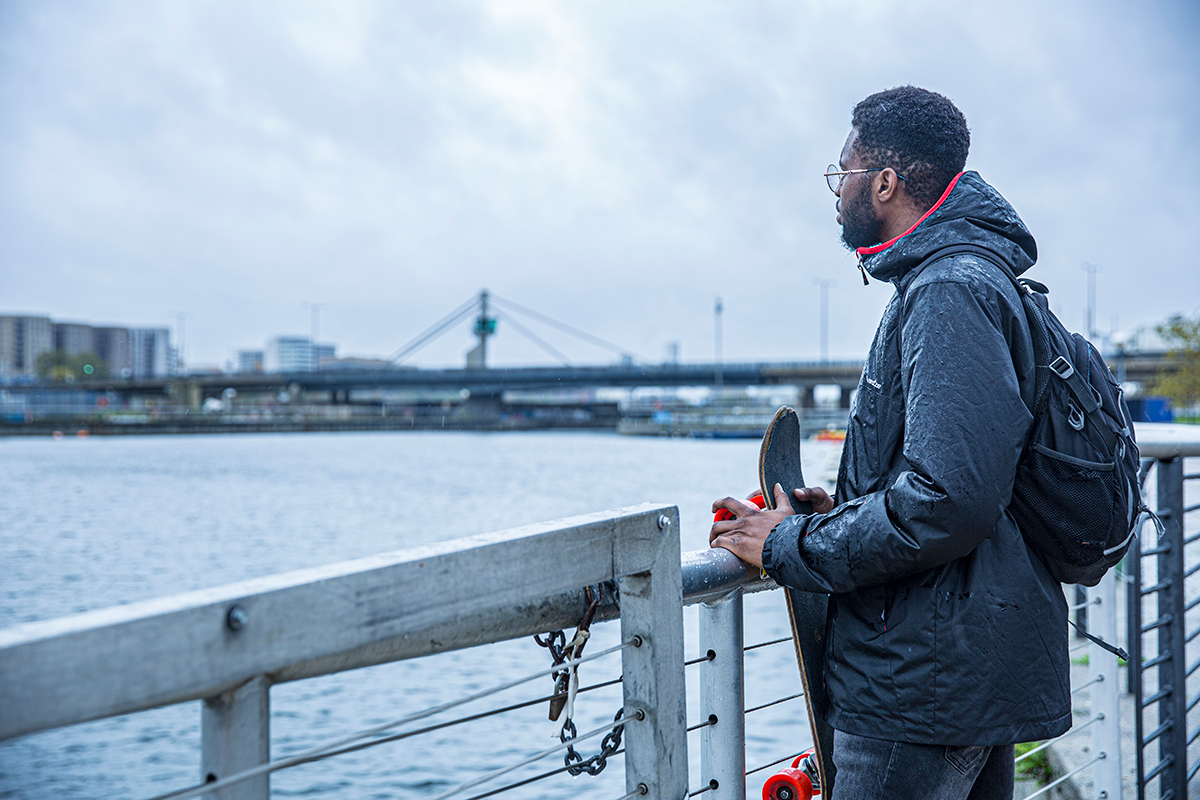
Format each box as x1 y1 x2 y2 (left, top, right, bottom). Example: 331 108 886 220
839 184 884 251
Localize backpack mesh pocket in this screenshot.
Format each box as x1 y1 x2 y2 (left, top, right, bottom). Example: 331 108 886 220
1011 443 1118 566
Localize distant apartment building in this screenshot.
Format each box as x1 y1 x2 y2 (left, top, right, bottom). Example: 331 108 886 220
0 314 174 379
54 322 95 356
0 315 54 378
262 337 338 373
237 349 264 374
265 336 315 373
94 327 133 377
130 328 172 378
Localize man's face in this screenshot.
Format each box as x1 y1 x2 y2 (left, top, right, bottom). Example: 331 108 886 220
836 129 884 251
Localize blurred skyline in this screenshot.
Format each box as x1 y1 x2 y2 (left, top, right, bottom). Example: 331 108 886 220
1 1 1197 369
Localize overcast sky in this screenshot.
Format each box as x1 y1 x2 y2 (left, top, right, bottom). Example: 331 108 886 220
1 0 1197 369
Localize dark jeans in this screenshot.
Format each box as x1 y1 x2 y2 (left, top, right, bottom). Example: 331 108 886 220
832 730 1015 800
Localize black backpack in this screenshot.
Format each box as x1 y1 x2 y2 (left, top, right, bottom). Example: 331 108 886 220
911 244 1153 588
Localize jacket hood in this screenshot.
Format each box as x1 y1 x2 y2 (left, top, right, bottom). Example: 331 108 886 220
856 171 1038 284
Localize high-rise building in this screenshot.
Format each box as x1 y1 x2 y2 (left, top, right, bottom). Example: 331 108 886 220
237 349 264 374
265 336 315 373
54 323 95 356
0 315 54 378
130 328 171 378
94 327 133 377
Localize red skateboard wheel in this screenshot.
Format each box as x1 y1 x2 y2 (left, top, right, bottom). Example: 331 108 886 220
761 768 812 800
713 492 767 522
762 752 819 800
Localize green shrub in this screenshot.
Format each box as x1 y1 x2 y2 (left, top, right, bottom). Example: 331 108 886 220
1015 741 1050 784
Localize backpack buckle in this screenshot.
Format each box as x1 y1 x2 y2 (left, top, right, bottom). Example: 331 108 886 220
1049 356 1075 380
1067 400 1085 431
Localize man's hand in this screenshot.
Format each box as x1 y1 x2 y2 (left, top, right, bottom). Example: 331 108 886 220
709 483 796 568
709 484 835 568
745 486 834 514
793 486 835 514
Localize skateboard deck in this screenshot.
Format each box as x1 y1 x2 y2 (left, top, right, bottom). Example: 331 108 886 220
759 406 835 798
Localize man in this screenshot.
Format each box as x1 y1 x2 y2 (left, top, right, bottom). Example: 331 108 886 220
710 86 1069 799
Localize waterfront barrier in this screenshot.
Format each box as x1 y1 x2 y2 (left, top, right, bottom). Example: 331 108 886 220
2 423 1198 799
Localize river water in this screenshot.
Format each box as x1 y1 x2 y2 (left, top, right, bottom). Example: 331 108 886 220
0 430 843 799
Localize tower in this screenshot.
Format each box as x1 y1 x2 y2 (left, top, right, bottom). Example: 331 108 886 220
465 290 497 369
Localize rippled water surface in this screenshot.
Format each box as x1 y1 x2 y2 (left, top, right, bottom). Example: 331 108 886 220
0 430 842 799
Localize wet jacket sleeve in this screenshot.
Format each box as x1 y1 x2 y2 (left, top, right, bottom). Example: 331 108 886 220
762 277 1032 594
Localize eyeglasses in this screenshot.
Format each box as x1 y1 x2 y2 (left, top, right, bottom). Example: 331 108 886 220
824 164 907 194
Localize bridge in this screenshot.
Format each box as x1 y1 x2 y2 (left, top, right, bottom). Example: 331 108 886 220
0 289 1180 422
64 360 862 404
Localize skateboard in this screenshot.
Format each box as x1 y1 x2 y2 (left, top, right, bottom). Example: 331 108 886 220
746 406 836 799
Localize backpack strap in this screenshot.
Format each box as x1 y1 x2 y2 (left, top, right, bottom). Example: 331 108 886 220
1068 619 1130 661
909 245 1103 419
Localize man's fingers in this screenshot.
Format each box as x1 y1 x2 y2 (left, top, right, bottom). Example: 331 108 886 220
709 532 763 568
772 483 797 515
709 533 744 557
712 495 758 516
794 486 835 513
709 519 739 543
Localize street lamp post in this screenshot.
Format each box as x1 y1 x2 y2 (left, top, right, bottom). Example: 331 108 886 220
302 301 328 370
811 278 837 363
1081 263 1101 341
168 310 189 375
714 297 724 395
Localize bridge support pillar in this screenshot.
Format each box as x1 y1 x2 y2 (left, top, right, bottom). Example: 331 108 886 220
798 386 816 409
201 674 270 800
839 386 852 409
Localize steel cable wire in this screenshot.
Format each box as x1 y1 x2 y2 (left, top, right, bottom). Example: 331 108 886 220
389 295 480 363
489 294 646 363
428 714 635 800
1023 753 1104 799
612 788 648 799
493 313 572 365
744 636 792 652
145 640 635 800
745 692 804 715
461 748 627 800
746 751 806 776
254 675 627 772
442 708 723 799
1014 715 1103 763
684 635 791 668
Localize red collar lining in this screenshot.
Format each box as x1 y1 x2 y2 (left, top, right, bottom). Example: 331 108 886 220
855 172 965 258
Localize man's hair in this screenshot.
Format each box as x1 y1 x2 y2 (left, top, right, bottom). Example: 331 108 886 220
851 86 969 209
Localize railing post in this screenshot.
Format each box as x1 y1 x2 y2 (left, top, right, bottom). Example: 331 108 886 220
1126 534 1141 696
200 674 270 800
700 589 746 800
1155 456 1187 800
1088 574 1122 799
1075 585 1089 635
618 510 688 800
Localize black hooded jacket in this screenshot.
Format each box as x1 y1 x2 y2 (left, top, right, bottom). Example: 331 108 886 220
761 172 1071 746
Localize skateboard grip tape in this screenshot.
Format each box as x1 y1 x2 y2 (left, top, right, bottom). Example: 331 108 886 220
758 406 813 516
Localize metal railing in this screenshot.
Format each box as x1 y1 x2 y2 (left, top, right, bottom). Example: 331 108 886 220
1128 425 1200 800
0 503 788 800
2 423 1198 799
